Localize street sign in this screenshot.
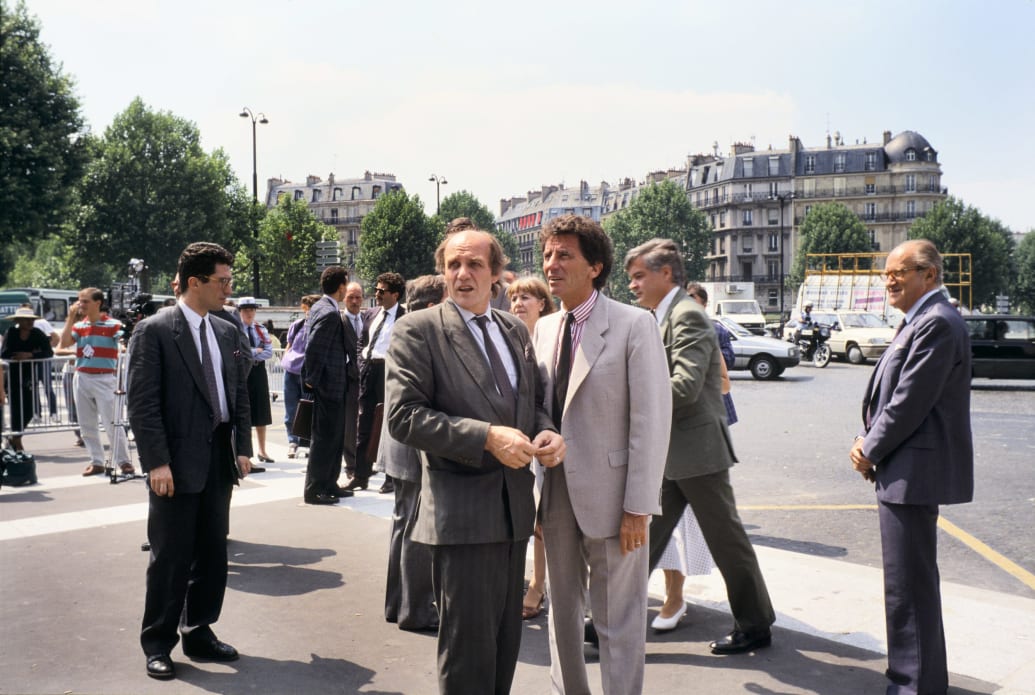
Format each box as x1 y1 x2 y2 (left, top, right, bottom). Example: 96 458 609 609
315 240 341 271
996 295 1010 313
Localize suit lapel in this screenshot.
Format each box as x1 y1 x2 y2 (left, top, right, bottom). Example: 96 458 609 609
565 297 607 413
172 308 216 414
441 302 514 425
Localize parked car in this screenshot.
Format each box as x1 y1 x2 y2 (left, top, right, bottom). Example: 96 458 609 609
964 315 1035 380
783 309 894 364
715 317 800 380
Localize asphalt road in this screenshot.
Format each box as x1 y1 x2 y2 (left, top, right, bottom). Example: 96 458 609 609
727 358 1035 600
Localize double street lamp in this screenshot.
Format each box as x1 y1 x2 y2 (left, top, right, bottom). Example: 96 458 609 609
428 174 448 215
240 107 268 297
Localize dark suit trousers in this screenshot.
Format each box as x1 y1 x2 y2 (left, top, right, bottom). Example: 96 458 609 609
430 539 527 695
385 478 437 629
141 424 233 656
878 501 946 695
648 470 775 633
306 396 345 498
354 361 385 482
343 377 360 474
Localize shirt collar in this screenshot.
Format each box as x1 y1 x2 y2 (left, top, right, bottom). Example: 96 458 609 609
565 290 599 325
904 288 943 324
449 299 492 325
653 286 681 325
178 299 205 330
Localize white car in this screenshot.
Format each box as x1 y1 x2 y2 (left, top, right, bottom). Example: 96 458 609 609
784 310 894 364
716 317 800 380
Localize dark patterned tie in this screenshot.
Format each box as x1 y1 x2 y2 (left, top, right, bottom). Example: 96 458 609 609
364 312 386 361
200 317 223 429
474 316 516 410
553 312 574 429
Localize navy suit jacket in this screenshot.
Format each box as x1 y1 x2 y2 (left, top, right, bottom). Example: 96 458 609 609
303 296 349 402
127 306 253 493
861 293 973 505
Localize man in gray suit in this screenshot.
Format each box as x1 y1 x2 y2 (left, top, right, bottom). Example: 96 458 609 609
534 215 671 695
381 274 445 632
128 242 253 680
386 229 564 695
850 239 973 695
626 238 775 655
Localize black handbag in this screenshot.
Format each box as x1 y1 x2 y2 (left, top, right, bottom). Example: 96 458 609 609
1 449 37 487
291 397 314 441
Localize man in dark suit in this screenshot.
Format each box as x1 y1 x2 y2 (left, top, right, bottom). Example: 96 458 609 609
626 238 775 655
386 229 564 695
302 266 354 505
851 239 973 695
128 242 253 680
341 281 364 477
380 274 445 632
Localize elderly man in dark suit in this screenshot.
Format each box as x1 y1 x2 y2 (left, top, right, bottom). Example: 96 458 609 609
341 281 365 477
626 238 775 657
380 274 445 632
386 229 564 695
850 239 973 695
302 266 354 505
128 242 253 680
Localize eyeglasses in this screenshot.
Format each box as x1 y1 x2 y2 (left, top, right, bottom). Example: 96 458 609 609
879 266 925 282
202 275 234 288
374 287 387 294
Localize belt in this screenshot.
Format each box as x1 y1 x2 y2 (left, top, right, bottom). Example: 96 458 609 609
366 358 386 366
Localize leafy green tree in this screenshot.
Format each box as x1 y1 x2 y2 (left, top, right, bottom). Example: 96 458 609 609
0 0 90 283
356 190 437 285
5 234 78 288
907 196 1015 308
435 190 518 268
237 197 336 304
65 98 252 287
603 180 711 303
790 202 871 286
1012 231 1035 314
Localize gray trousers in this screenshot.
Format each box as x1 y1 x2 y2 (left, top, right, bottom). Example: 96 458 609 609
384 478 437 630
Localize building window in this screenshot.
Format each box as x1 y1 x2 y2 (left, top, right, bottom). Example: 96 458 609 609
926 150 935 162
742 261 752 279
928 175 938 192
835 153 846 173
768 209 778 225
769 156 780 176
742 209 753 226
869 229 877 248
330 209 338 223
351 186 361 200
804 155 816 174
905 174 916 192
865 152 877 171
834 177 846 196
906 200 916 218
768 181 778 197
312 189 322 202
767 264 779 284
294 190 304 200
802 179 815 197
804 205 812 217
743 159 754 177
864 202 876 220
719 236 725 253
372 185 382 199
711 215 717 229
333 187 342 201
767 287 778 307
348 229 357 245
865 182 876 195
768 233 779 251
719 212 727 228
742 235 752 252
905 148 917 161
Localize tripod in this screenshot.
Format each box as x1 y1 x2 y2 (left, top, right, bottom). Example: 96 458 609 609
106 349 144 485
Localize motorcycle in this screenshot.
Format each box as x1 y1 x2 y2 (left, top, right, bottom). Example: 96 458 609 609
796 322 832 367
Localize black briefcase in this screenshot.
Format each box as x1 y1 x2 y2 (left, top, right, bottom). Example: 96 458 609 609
292 397 314 441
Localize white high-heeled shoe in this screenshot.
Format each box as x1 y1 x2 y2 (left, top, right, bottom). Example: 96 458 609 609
650 602 687 631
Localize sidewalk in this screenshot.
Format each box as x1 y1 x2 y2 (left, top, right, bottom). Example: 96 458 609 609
0 430 1024 694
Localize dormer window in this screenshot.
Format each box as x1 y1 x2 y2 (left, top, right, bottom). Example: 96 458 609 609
905 148 917 161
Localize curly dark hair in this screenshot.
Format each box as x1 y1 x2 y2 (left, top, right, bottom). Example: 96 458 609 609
539 214 612 290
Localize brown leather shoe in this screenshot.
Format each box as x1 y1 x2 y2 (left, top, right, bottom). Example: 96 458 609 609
120 463 136 475
82 464 105 476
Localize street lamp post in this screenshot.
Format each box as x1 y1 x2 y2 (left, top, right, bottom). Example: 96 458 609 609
240 107 268 298
770 191 794 332
428 174 448 215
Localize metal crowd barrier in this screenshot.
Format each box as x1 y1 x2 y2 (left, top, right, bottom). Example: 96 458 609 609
2 352 289 439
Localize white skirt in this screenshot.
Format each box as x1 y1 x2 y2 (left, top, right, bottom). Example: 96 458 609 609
656 506 715 576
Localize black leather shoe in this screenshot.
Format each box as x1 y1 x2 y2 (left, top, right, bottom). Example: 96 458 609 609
146 654 176 679
378 479 395 494
182 637 239 662
343 478 368 491
331 486 355 498
304 493 338 505
583 618 599 648
249 465 266 473
709 629 772 654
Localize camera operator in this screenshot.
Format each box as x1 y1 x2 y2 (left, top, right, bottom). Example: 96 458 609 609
60 288 135 477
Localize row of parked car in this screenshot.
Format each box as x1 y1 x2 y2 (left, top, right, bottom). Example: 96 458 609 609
718 309 1035 381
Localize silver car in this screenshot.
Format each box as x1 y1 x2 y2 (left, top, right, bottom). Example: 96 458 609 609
716 317 800 380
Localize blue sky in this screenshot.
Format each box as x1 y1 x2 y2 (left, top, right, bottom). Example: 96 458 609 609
29 0 1035 233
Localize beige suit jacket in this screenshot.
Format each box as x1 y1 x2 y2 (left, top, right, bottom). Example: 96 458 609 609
534 294 671 538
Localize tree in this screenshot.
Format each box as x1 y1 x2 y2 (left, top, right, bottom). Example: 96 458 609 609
0 0 90 283
237 197 336 304
602 180 711 303
5 233 78 288
435 190 518 269
65 98 252 287
908 197 1016 308
1008 231 1035 314
790 202 871 286
356 190 438 285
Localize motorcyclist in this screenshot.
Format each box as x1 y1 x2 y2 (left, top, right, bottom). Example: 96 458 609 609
794 303 814 344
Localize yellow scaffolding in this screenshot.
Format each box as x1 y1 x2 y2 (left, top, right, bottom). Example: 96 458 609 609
804 252 973 310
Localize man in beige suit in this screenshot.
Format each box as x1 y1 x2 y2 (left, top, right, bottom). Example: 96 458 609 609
534 214 671 695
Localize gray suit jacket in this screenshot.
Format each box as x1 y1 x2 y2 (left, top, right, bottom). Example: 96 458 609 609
386 300 554 545
661 289 737 479
861 293 973 505
534 294 671 539
127 306 253 493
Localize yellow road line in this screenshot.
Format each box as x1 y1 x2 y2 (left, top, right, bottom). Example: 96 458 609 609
738 503 1035 592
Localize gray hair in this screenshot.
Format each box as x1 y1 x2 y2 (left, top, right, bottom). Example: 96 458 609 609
899 239 943 284
406 274 446 310
624 238 685 287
